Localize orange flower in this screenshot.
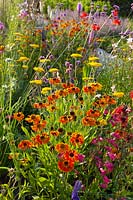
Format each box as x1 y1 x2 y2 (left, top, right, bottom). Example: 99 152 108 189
112 19 121 25
62 83 74 89
32 132 50 146
82 86 96 95
59 115 69 124
13 112 24 121
55 142 70 153
18 140 33 150
55 89 68 97
67 86 80 94
92 23 100 31
63 150 79 162
50 130 60 136
82 116 96 126
86 109 101 118
25 114 41 123
33 102 47 109
49 77 61 85
58 159 74 172
31 120 47 132
47 93 59 102
70 133 84 146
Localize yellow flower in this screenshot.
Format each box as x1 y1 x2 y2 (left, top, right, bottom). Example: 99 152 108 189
39 59 51 63
17 56 29 62
112 92 124 98
89 82 102 90
41 87 51 94
98 119 107 126
13 32 24 37
88 62 102 67
82 77 94 81
30 44 40 48
70 53 83 58
22 65 28 69
77 47 85 51
33 67 44 72
49 68 59 73
30 80 42 85
88 56 99 61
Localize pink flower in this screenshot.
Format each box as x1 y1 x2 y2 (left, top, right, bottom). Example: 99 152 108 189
104 161 114 172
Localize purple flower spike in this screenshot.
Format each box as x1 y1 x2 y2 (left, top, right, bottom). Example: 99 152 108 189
71 180 82 200
77 2 83 14
0 21 5 31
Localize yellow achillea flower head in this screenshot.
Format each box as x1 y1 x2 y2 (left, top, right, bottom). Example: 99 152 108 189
88 56 99 61
33 67 44 72
39 59 51 63
30 80 42 85
22 65 28 69
41 87 51 94
70 53 83 58
77 47 85 51
17 56 29 62
88 62 102 67
30 44 40 48
49 68 59 73
112 92 124 98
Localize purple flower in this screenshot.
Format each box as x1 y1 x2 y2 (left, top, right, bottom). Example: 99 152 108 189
77 153 85 162
71 180 82 200
113 5 120 10
0 21 5 31
77 2 83 15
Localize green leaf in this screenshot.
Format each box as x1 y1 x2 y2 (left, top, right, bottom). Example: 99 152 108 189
38 177 47 182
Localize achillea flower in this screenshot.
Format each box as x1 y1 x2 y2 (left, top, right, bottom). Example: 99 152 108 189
88 56 99 61
70 53 83 58
22 65 28 69
33 67 44 73
39 58 51 63
58 159 74 172
70 133 84 146
49 68 59 73
29 44 40 48
17 56 29 62
112 92 124 98
88 62 102 67
41 87 51 94
55 143 70 153
30 80 43 85
18 140 33 150
71 180 82 200
13 112 24 121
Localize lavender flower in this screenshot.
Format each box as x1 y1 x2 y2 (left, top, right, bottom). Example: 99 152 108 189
0 21 5 31
77 2 83 15
71 180 82 200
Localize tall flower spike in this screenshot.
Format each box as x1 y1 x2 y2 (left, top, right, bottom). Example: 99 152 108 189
77 2 83 15
71 180 82 200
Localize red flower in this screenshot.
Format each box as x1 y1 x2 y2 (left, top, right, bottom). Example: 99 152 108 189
112 19 121 25
129 90 133 99
58 159 74 172
80 11 88 19
92 24 100 31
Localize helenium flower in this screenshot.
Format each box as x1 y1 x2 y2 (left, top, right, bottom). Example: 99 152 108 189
71 180 82 200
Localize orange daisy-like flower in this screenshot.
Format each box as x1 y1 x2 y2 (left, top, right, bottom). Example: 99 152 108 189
82 86 96 95
55 89 68 97
55 142 70 153
58 159 74 172
70 132 84 146
62 83 74 89
18 140 33 150
13 112 24 121
86 109 101 118
47 93 59 102
59 115 69 124
33 102 47 109
25 114 41 124
31 120 47 132
32 132 50 146
50 130 60 136
63 150 79 162
82 116 97 126
49 77 61 85
67 86 80 94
